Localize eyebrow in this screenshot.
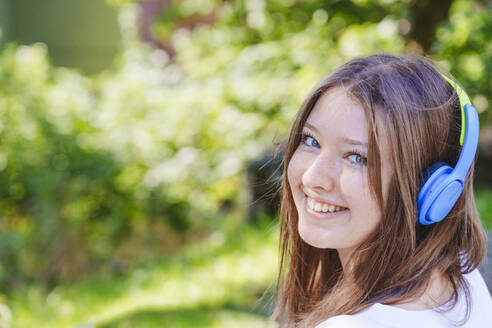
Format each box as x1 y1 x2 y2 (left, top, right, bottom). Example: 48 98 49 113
304 122 368 147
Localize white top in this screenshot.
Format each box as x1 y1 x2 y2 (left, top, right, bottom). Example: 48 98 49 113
315 269 492 328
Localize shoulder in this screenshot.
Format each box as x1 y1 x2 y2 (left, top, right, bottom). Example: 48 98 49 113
314 269 491 328
457 268 492 313
314 305 395 328
314 303 445 328
457 269 492 324
315 314 375 328
464 267 490 296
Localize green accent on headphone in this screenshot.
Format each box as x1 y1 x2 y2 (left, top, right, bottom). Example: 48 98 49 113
440 73 471 146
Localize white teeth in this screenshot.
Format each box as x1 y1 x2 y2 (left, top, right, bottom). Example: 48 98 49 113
306 197 346 213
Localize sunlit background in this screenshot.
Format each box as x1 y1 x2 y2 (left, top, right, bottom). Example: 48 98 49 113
0 0 490 327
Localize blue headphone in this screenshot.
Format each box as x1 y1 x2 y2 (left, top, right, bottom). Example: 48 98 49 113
416 74 479 225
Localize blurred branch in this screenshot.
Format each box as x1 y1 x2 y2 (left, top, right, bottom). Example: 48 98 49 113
138 0 220 59
138 0 171 49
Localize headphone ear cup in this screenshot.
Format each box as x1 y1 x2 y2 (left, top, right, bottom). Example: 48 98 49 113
417 162 453 225
421 162 448 184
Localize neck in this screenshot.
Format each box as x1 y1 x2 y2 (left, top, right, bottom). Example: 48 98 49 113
392 270 454 310
336 247 355 271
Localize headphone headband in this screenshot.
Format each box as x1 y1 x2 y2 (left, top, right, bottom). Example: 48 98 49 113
440 74 471 146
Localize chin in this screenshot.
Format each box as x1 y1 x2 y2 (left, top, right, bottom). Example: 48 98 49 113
298 220 334 249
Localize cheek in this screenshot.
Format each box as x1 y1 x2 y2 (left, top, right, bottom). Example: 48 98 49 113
287 159 296 187
287 150 304 189
340 169 380 213
339 169 364 199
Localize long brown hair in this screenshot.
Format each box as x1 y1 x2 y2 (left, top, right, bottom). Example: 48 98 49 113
272 54 487 327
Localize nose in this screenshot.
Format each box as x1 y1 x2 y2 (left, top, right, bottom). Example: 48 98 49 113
301 153 337 193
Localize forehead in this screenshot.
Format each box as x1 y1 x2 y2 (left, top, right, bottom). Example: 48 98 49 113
306 88 368 143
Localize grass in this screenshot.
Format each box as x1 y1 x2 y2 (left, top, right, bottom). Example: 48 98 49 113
98 308 275 328
8 217 280 328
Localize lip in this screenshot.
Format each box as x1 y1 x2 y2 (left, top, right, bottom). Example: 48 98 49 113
303 192 348 209
304 195 349 220
302 188 347 208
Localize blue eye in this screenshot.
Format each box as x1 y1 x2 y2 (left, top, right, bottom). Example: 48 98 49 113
301 133 319 148
347 152 367 167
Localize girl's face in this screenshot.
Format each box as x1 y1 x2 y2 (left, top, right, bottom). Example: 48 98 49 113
287 88 392 261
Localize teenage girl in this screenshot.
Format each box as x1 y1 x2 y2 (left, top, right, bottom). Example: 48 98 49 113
272 54 491 327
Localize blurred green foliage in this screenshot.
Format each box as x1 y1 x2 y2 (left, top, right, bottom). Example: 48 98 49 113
476 189 492 230
146 0 490 115
433 0 492 122
0 0 490 312
9 218 279 327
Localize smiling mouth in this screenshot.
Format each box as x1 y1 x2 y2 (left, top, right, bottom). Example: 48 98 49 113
306 196 349 214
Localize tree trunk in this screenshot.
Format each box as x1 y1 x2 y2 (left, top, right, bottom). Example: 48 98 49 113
408 0 454 53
